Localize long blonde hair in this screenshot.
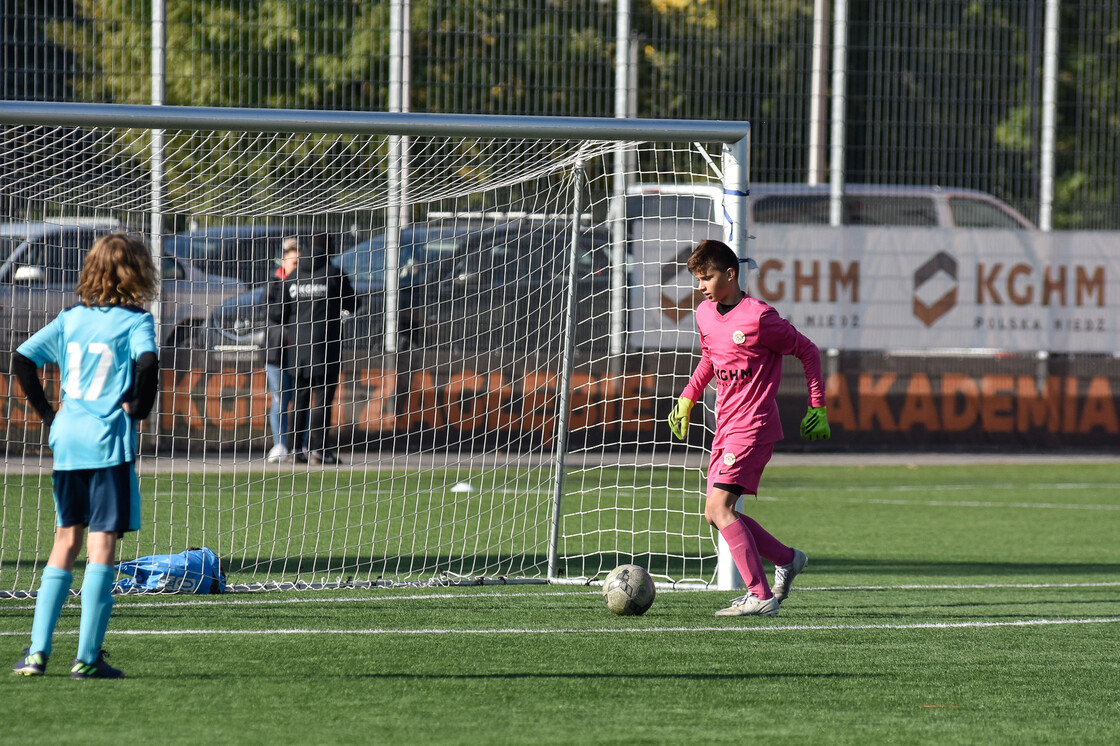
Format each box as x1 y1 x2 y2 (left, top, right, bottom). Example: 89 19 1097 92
75 233 159 306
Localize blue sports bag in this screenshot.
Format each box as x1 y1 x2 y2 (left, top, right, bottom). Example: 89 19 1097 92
115 547 226 594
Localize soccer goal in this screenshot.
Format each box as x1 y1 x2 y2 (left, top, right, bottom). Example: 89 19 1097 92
0 101 749 594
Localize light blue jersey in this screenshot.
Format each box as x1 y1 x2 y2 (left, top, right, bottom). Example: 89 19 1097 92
17 304 157 470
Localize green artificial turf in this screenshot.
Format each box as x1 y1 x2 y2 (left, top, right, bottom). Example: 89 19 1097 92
1 462 1118 744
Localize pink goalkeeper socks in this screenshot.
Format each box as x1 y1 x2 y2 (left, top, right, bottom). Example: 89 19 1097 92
718 519 773 599
738 515 795 567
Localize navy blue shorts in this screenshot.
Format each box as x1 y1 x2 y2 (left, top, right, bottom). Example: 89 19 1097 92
52 462 141 534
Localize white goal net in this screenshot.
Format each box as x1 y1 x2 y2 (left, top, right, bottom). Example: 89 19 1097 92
0 104 749 594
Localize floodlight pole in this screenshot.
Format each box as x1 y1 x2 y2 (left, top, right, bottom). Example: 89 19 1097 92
828 0 849 227
1038 0 1059 232
807 0 830 186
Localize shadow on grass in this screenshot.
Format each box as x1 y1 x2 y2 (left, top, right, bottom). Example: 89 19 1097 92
154 671 873 682
222 552 712 584
222 555 1120 583
803 558 1120 579
5 555 1117 598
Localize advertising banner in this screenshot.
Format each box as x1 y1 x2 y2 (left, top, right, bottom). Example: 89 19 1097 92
3 358 1116 451
635 227 1120 354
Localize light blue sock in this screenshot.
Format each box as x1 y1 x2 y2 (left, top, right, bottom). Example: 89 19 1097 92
76 564 116 664
30 566 73 657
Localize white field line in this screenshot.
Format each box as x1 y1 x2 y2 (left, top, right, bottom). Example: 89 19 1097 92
2 582 1118 612
796 582 1120 591
768 495 1120 511
146 484 1119 509
2 617 1119 637
781 483 1120 492
497 485 1120 511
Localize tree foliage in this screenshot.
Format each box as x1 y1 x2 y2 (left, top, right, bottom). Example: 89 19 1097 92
15 0 1120 227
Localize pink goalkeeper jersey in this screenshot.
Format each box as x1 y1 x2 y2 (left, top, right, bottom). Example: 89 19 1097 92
681 295 826 444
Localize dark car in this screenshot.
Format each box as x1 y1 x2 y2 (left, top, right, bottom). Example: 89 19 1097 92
200 216 610 358
335 220 497 350
423 218 612 353
0 218 245 369
200 219 490 358
203 285 269 360
166 224 302 287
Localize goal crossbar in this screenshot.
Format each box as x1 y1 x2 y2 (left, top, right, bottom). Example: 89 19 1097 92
0 101 749 143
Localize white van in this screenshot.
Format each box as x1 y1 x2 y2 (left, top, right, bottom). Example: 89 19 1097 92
626 182 1035 231
747 183 1035 229
625 182 1036 350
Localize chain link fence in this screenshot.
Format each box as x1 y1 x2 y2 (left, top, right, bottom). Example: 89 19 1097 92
4 1 1119 229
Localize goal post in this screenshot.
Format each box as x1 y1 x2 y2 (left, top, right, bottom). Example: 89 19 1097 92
0 101 750 593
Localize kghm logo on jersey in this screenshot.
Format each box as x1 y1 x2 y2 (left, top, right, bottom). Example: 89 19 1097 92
715 367 753 382
722 452 736 466
732 330 746 344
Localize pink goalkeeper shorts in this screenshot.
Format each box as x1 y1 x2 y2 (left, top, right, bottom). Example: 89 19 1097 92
706 438 775 497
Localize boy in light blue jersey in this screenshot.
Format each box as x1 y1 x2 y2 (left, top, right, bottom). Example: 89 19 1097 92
11 233 159 679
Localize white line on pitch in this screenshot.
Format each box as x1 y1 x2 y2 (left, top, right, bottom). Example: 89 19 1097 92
796 483 1120 492
797 581 1120 592
0 590 593 611
2 582 1117 612
516 483 1120 494
755 493 1120 511
2 617 1118 637
494 486 1120 510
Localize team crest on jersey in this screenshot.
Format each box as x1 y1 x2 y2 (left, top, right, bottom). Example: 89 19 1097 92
732 330 746 344
722 451 736 466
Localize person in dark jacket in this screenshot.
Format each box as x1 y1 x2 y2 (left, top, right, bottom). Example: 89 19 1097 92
263 239 300 463
274 233 356 464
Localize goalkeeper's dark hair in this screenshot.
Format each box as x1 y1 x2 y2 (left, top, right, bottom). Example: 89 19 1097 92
687 239 740 278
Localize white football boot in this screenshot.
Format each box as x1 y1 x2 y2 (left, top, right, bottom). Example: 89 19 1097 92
714 593 779 617
772 548 808 604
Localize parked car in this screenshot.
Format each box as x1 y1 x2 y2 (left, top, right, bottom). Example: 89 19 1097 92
200 216 611 358
0 216 121 270
0 218 245 370
202 284 270 361
166 224 302 286
421 218 612 353
200 218 497 358
337 218 498 350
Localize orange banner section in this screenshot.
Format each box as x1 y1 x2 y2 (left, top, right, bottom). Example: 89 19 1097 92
3 368 1117 447
826 373 1119 434
155 369 659 441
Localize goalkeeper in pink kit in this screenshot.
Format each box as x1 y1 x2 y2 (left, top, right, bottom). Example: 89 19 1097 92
668 240 830 616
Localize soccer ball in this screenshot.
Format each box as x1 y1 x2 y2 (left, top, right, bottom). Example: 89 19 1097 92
602 564 656 616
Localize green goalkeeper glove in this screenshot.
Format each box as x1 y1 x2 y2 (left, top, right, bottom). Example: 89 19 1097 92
799 406 831 441
667 397 695 440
